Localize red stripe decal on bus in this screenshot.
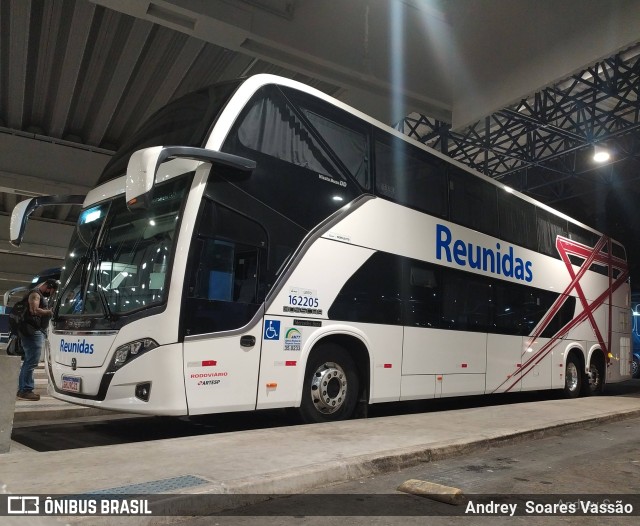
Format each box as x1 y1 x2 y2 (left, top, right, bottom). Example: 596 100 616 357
495 234 628 393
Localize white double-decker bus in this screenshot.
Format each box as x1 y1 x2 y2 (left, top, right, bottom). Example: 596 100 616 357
11 75 632 423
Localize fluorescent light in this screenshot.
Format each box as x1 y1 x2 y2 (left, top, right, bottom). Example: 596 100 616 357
593 145 610 163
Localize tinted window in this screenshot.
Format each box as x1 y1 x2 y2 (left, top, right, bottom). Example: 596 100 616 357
236 91 348 182
375 134 447 217
222 85 364 230
405 260 441 328
282 86 371 190
568 223 600 250
329 250 575 338
441 274 492 332
301 109 370 190
498 190 537 250
328 252 402 325
493 282 561 336
540 295 576 338
612 241 626 260
565 223 610 276
183 202 267 335
449 167 498 236
536 208 568 259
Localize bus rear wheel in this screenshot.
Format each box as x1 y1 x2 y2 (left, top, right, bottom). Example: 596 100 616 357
584 354 605 396
564 354 582 399
299 345 359 424
632 355 640 379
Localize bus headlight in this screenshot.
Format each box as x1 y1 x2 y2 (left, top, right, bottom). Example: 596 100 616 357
111 338 158 370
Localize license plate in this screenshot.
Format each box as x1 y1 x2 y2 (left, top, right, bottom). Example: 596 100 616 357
61 375 81 393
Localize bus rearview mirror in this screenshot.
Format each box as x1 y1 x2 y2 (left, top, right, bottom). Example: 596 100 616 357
10 195 86 247
125 146 257 211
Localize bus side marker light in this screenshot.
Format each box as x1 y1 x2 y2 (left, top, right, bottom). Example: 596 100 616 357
285 361 296 366
266 383 277 389
437 376 442 381
461 363 467 368
384 364 392 368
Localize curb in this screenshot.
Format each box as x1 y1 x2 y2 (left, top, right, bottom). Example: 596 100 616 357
67 407 640 525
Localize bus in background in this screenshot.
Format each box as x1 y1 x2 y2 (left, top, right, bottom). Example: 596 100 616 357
632 293 640 378
2 267 61 310
9 75 632 422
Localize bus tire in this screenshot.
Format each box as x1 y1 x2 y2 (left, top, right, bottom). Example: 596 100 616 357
299 344 359 424
583 353 605 396
632 355 640 379
564 354 582 399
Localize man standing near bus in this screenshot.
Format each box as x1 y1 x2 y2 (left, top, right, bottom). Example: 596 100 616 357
17 279 58 401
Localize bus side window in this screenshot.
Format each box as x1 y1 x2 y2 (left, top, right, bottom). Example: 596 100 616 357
441 273 492 332
536 207 568 259
327 252 403 326
184 202 267 335
498 190 537 251
195 239 260 304
405 260 441 328
221 85 365 230
374 134 447 218
449 167 498 237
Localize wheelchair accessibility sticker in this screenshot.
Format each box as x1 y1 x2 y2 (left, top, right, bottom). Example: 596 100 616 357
264 320 281 340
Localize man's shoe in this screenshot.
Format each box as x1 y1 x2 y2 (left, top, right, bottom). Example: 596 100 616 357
17 391 40 401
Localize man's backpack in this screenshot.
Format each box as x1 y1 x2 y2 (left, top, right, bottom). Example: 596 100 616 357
6 333 24 357
8 294 29 334
8 291 40 336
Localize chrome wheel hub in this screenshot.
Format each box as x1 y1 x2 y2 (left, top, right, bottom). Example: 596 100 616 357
310 361 347 414
566 362 579 392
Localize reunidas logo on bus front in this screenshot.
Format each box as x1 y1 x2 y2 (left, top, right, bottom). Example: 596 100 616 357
436 224 533 282
59 339 95 354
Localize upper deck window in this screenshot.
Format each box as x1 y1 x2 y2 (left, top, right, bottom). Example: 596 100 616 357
234 85 370 189
222 85 366 230
374 132 447 217
449 167 498 237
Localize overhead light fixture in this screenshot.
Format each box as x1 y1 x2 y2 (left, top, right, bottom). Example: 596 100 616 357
593 145 611 163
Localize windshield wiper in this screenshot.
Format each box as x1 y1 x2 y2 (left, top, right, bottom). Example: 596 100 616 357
55 214 114 320
53 256 84 320
90 247 117 321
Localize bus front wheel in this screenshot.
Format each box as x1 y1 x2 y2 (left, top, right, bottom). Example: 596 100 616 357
564 354 582 399
299 345 359 424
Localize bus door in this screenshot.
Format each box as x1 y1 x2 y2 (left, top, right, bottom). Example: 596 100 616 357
182 201 268 415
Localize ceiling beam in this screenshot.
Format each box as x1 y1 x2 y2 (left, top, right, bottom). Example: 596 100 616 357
49 1 97 138
7 0 31 129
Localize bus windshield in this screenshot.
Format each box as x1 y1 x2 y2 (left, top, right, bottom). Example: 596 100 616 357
57 177 191 317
